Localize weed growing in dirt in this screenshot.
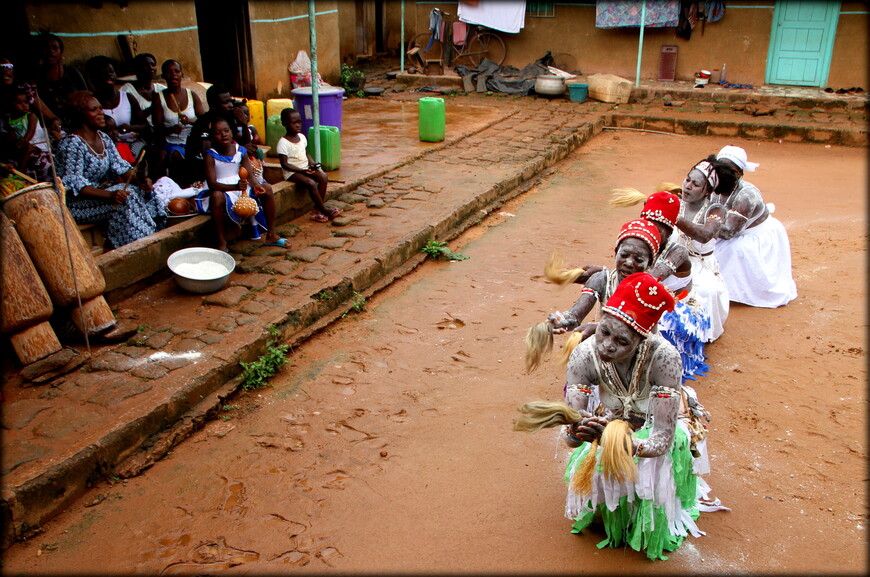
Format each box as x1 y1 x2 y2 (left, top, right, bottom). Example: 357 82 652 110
421 240 469 261
222 404 240 411
314 289 335 302
239 326 289 391
342 291 367 318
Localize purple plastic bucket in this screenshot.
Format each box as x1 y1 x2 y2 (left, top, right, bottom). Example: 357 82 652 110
290 86 345 137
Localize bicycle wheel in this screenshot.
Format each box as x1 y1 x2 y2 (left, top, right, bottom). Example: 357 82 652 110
407 32 444 68
463 32 506 67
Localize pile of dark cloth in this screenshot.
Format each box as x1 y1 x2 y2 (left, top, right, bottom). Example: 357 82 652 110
454 52 557 95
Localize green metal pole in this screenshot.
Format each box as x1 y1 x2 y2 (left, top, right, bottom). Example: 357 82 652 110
635 0 646 87
400 0 405 73
308 0 321 164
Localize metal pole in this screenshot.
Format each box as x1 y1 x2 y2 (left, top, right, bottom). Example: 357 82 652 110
635 0 646 87
400 0 405 73
308 0 321 164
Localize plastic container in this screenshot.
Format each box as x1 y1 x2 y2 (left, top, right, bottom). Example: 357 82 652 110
307 125 341 171
265 114 286 157
418 97 445 142
291 86 344 138
246 99 266 143
266 98 295 120
586 74 633 104
567 83 589 103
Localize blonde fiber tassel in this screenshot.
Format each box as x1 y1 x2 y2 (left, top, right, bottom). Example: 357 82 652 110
524 322 554 373
570 439 599 495
556 331 584 368
544 250 586 286
513 401 581 433
609 187 649 208
656 181 682 194
599 419 639 484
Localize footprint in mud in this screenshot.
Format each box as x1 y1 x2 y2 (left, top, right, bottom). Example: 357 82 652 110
221 479 248 517
271 549 310 566
160 537 260 574
322 470 350 490
387 409 408 423
317 546 343 566
269 513 308 537
422 408 440 417
252 432 305 452
325 420 377 444
396 323 418 334
435 317 465 330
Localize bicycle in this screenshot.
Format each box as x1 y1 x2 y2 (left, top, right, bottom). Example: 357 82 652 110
407 9 506 70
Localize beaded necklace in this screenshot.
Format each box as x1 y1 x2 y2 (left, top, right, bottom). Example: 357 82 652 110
76 132 105 158
593 337 652 417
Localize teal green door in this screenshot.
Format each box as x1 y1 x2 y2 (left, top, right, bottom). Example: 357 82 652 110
766 0 840 86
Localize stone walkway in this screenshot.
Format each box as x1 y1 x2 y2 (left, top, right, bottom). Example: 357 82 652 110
1 67 867 548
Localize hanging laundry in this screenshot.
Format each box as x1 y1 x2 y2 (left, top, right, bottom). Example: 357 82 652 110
457 0 526 34
595 0 680 29
676 0 698 40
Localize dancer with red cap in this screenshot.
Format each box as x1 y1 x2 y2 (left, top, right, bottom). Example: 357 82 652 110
516 272 727 560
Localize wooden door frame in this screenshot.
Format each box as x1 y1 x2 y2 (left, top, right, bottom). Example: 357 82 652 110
765 0 841 87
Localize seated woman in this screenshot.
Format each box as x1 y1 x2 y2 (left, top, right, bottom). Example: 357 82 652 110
711 145 797 308
152 59 204 181
673 159 731 341
119 53 165 128
560 272 725 560
86 56 149 159
56 90 166 249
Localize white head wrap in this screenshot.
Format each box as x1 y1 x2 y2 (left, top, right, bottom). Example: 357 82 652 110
716 145 760 172
692 160 719 191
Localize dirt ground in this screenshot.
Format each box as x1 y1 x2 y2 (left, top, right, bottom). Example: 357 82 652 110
2 133 865 574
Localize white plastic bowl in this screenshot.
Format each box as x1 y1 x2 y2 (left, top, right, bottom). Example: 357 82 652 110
167 247 236 294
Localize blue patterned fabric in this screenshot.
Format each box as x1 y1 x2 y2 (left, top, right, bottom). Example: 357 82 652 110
57 132 166 248
658 300 710 381
595 0 680 28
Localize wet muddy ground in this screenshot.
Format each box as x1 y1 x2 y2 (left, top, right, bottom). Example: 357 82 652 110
2 133 865 574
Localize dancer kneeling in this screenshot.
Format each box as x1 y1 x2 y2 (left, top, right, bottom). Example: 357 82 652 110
516 272 727 560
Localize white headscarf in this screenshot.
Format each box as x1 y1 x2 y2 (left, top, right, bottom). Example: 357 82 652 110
716 145 760 172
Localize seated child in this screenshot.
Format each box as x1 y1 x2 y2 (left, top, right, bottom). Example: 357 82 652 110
276 108 339 223
103 115 136 163
233 100 265 184
4 87 51 181
193 117 287 252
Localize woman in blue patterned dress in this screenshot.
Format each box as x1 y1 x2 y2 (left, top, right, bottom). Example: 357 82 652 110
56 90 166 249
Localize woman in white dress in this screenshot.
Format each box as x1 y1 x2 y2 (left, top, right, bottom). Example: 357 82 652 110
711 146 797 308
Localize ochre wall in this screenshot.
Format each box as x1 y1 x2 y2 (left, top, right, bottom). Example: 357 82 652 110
248 0 341 100
828 3 869 89
408 1 868 88
23 1 202 82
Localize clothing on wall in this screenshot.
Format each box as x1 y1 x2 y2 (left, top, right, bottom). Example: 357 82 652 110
595 0 681 29
457 0 526 34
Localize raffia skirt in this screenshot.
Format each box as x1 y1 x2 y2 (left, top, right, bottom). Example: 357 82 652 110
564 419 727 561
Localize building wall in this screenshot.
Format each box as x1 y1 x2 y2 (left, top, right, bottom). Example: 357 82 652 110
23 1 342 102
23 1 203 82
406 1 868 88
249 0 341 100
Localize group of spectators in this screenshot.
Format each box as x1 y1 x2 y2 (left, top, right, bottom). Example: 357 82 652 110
1 33 261 249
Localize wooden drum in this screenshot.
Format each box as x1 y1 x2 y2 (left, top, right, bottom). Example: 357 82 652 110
0 212 62 364
2 182 116 336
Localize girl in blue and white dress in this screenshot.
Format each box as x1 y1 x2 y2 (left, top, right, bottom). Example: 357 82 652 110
193 117 285 252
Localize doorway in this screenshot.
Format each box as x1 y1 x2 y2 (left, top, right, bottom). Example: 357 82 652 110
765 0 840 87
194 0 255 97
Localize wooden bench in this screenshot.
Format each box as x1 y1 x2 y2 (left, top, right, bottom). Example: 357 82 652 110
77 223 105 257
